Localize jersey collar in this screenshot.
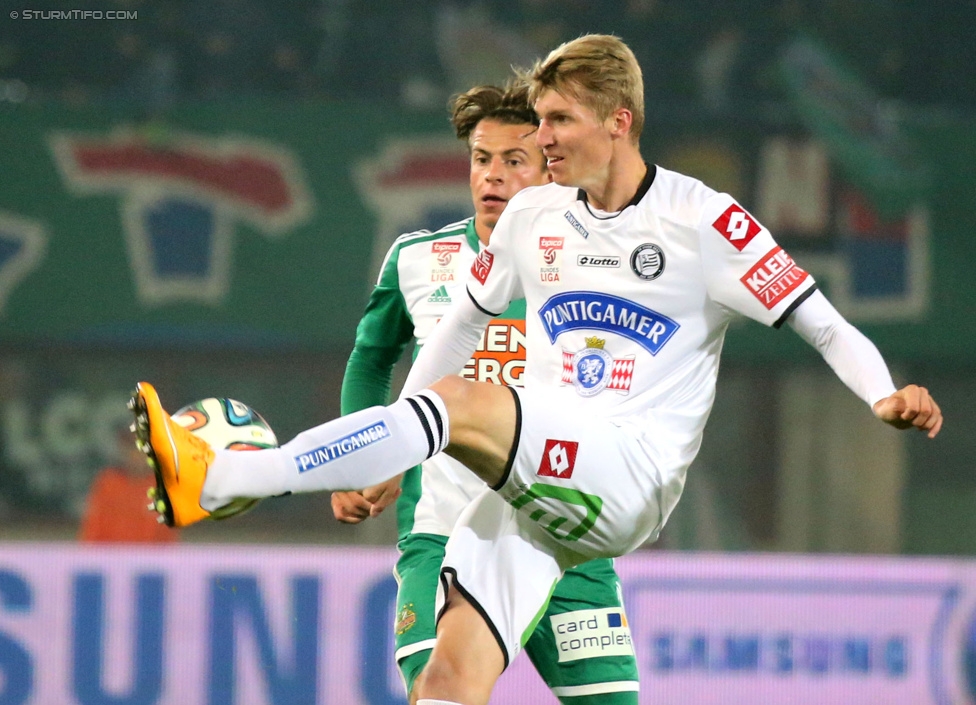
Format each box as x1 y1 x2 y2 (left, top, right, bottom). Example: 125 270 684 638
577 163 657 220
465 216 482 251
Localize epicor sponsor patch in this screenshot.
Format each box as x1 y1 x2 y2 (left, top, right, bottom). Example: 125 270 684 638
549 608 635 662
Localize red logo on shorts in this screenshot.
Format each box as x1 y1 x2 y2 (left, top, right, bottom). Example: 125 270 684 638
471 249 494 285
538 439 579 479
713 204 761 251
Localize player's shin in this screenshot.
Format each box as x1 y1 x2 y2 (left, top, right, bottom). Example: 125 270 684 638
199 391 449 510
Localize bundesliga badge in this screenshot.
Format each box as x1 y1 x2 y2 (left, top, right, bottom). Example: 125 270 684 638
539 236 564 283
430 241 461 283
561 337 635 397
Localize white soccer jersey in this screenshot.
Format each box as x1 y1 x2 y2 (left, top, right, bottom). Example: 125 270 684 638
382 218 527 536
467 165 816 519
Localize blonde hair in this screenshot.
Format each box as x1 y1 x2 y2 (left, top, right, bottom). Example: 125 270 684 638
524 34 644 142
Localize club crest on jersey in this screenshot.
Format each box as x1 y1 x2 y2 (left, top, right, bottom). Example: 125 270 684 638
713 203 761 251
564 211 589 239
630 243 665 280
430 241 461 282
741 246 809 309
561 337 635 397
539 291 679 356
471 249 493 285
539 236 564 283
395 603 417 635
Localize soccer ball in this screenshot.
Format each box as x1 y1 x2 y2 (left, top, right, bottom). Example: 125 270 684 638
171 397 278 520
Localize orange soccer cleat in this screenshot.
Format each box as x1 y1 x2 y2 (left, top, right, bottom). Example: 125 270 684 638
129 381 213 527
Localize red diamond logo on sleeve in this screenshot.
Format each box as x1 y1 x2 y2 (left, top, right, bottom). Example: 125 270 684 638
538 439 579 479
713 204 762 251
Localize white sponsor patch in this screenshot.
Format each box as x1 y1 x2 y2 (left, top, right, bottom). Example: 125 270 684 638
550 608 634 662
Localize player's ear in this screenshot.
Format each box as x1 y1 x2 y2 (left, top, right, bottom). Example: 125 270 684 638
608 108 633 140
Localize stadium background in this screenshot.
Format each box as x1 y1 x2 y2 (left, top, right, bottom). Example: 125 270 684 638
0 1 974 703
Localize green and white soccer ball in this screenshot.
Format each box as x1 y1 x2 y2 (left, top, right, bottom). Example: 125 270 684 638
171 397 278 520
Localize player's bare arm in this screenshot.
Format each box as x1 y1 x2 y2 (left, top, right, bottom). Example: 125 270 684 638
873 384 943 438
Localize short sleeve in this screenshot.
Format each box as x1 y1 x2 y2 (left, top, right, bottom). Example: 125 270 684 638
465 207 524 315
700 193 817 328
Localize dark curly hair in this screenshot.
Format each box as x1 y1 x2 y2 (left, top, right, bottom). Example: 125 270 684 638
449 81 539 143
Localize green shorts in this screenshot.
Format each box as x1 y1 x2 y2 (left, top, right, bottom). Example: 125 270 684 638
392 533 639 703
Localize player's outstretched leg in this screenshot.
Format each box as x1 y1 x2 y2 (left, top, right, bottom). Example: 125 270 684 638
130 381 214 527
130 380 460 527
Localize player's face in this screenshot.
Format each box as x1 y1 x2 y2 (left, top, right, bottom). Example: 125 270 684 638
469 119 548 239
534 88 614 193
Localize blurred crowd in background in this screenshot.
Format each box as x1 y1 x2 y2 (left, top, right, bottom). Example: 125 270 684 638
2 0 975 115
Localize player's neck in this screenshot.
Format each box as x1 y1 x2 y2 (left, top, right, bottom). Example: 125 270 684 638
474 218 492 246
582 147 646 212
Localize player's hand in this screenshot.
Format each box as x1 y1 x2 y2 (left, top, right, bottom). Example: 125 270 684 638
872 384 943 438
331 490 373 524
362 475 403 518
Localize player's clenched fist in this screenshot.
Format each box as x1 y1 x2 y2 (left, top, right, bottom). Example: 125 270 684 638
872 384 943 438
331 475 403 523
331 490 373 524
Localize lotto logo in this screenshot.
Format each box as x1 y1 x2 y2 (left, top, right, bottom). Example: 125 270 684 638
713 204 761 251
741 246 809 309
471 249 494 285
538 439 579 479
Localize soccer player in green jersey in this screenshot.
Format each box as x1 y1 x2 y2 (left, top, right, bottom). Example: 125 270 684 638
331 82 640 704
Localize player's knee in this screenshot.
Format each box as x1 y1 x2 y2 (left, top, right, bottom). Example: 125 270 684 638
429 375 511 429
414 651 464 699
428 375 474 412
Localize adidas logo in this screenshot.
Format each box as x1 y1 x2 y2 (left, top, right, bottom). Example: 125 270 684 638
427 285 451 303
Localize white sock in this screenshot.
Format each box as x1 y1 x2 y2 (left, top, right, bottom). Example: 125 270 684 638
417 700 463 705
200 391 449 510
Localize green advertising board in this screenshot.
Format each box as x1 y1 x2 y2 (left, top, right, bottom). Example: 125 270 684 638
0 97 973 359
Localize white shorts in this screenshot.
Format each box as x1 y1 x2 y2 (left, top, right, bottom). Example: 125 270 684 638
438 386 664 665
